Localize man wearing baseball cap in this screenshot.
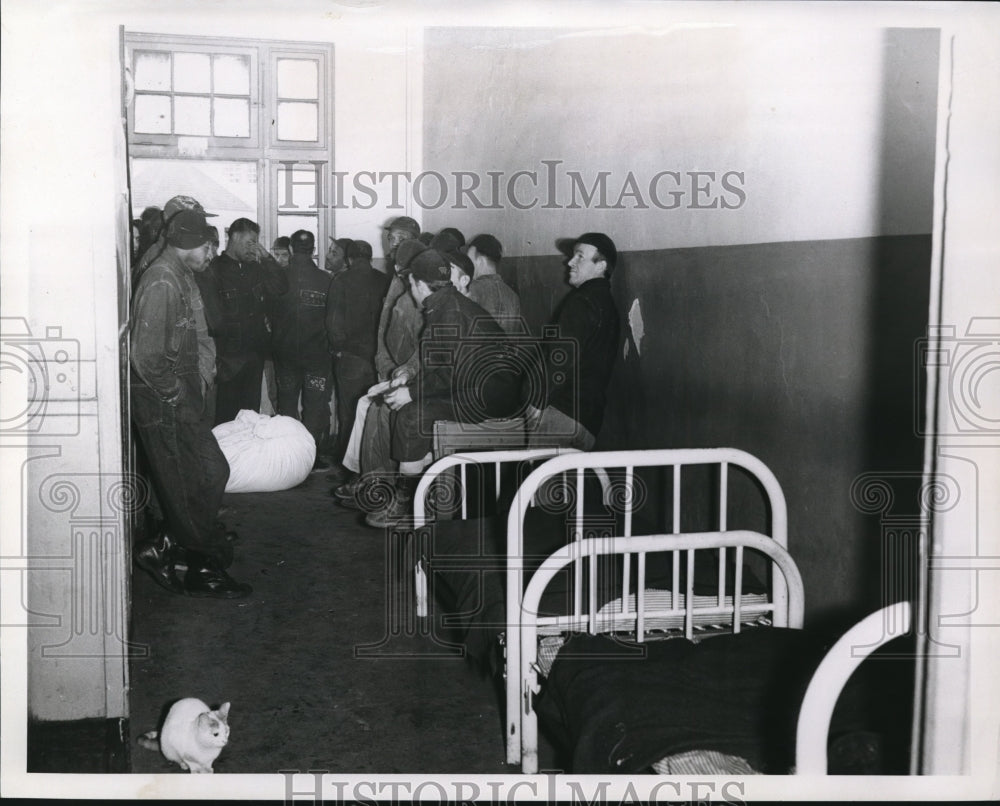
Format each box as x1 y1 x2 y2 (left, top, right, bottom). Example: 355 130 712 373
133 194 217 280
130 207 252 599
365 245 511 528
526 232 621 451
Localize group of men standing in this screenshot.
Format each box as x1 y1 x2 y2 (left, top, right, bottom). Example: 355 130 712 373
129 196 621 599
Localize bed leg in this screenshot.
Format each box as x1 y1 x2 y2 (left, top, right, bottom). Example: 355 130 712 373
415 561 428 619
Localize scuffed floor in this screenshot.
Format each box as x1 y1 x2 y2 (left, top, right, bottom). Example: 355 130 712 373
129 471 546 774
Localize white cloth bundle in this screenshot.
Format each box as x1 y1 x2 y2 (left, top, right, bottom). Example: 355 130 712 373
213 410 316 493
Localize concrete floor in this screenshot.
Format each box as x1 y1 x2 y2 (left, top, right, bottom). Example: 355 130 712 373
129 471 552 774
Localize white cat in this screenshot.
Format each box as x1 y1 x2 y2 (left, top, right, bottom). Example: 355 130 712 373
138 698 231 773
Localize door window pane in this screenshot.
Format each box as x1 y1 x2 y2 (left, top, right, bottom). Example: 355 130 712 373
214 54 251 95
277 215 319 243
173 52 211 93
134 51 171 91
277 59 318 99
277 102 318 142
277 163 323 210
214 98 250 138
174 96 211 136
131 158 258 232
134 95 171 134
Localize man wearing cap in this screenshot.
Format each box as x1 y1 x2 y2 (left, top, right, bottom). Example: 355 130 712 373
326 239 391 470
527 232 621 452
130 208 252 598
134 194 217 281
209 218 290 425
268 230 336 469
465 234 522 334
365 246 509 528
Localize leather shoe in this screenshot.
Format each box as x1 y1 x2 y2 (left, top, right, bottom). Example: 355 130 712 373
184 562 253 599
186 543 234 571
135 533 185 594
364 490 413 529
333 477 362 501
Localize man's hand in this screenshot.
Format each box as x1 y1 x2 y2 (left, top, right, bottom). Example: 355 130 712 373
383 385 412 411
252 243 275 264
390 367 409 385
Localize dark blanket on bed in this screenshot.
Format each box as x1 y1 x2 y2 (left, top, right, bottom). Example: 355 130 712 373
535 629 871 774
424 508 767 671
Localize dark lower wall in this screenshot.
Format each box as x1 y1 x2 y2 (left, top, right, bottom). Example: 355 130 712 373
510 234 931 625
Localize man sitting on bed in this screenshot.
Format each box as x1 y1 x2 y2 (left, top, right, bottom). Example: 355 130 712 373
364 245 515 528
526 232 621 451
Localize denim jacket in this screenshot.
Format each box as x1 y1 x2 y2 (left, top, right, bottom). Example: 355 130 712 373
130 249 203 417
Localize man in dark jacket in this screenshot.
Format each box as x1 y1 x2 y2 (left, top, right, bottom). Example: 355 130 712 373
269 230 335 467
366 247 511 528
527 232 621 451
130 208 251 599
209 217 289 425
326 239 391 465
331 216 422 502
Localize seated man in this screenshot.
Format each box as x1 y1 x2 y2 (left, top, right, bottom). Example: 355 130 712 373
365 246 513 528
331 219 422 503
527 232 621 451
465 233 523 334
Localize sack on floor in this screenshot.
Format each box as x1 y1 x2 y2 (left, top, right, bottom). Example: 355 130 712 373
213 410 316 493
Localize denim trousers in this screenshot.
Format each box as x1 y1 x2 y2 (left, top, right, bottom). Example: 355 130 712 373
131 384 231 563
275 358 334 451
215 355 265 425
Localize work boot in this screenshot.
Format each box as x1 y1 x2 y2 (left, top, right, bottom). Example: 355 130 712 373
134 532 185 594
184 560 253 599
332 475 363 501
364 477 416 528
333 473 390 512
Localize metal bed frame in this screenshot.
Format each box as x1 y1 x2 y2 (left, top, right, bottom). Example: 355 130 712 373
517 529 805 773
411 446 792 769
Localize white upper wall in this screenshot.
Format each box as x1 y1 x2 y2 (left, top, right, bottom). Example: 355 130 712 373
421 24 939 254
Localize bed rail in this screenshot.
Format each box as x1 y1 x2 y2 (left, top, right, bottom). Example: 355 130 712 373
412 447 597 618
794 601 912 774
505 447 789 765
517 531 805 774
